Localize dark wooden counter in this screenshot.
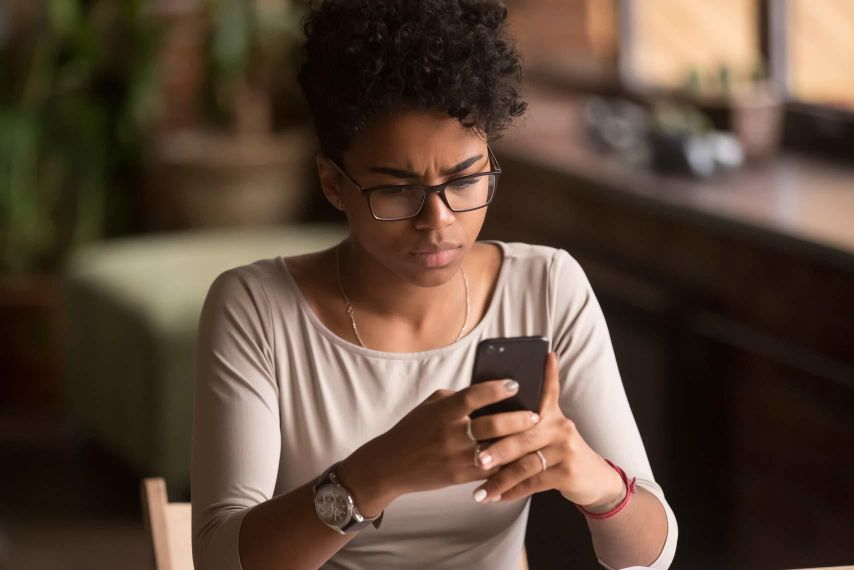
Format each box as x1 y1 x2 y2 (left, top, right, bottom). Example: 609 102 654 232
485 88 854 570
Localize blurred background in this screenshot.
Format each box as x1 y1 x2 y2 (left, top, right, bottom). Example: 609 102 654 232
0 1 852 569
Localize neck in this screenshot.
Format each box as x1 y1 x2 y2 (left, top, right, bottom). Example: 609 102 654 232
337 238 467 331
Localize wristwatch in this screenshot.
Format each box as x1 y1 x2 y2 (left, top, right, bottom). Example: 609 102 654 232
313 462 384 534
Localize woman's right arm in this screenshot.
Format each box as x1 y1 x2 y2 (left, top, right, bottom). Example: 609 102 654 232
192 268 398 570
236 451 393 570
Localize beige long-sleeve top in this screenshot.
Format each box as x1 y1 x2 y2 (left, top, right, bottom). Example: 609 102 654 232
191 240 678 570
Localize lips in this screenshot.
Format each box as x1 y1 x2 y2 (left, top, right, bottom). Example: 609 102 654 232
409 245 461 268
410 243 461 254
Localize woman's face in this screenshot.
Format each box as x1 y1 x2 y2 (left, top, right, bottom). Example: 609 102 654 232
325 109 492 288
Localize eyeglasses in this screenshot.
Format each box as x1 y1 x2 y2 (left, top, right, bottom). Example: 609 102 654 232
328 146 502 221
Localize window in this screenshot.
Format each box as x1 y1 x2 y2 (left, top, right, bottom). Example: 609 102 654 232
623 0 760 93
786 0 854 111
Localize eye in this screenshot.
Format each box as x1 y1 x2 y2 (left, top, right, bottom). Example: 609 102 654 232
448 177 477 189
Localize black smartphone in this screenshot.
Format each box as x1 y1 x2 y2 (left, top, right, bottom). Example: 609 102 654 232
469 336 549 432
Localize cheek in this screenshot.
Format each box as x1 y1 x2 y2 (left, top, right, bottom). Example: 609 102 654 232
348 217 408 257
459 207 488 238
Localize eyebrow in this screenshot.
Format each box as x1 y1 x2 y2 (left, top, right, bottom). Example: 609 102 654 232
368 154 484 180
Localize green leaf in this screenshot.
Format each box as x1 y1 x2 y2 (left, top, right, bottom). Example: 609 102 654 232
47 0 80 37
211 0 253 78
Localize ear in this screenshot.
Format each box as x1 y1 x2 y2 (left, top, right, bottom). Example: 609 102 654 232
316 154 346 211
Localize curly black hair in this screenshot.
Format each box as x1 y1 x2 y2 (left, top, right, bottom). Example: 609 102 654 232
297 0 527 161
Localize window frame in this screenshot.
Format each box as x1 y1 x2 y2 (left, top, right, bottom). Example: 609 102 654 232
761 0 854 160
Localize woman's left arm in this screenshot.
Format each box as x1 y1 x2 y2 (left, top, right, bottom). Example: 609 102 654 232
472 249 677 569
474 352 671 569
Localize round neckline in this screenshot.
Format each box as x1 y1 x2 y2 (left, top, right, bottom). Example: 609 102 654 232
277 240 509 360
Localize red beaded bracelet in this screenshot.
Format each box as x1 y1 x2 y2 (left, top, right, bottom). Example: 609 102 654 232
575 459 637 520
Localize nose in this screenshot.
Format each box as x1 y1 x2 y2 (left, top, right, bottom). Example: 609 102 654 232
413 191 455 230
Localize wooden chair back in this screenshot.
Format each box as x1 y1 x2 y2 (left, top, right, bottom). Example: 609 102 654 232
142 477 193 570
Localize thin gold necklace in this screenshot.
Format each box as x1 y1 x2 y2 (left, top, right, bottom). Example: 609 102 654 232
335 242 470 349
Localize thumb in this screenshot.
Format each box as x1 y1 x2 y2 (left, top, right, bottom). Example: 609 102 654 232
539 352 561 414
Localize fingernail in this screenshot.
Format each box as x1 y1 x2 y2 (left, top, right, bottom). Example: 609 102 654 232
478 453 493 467
504 380 519 392
473 488 487 503
489 494 502 503
530 413 540 424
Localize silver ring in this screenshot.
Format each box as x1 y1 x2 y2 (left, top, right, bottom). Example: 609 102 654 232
465 419 477 443
473 444 482 467
535 450 547 473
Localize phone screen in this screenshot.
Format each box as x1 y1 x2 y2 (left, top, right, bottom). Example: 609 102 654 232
469 336 549 422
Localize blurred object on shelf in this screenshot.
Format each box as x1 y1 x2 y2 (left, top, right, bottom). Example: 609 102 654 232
650 102 744 178
582 96 744 179
696 88 782 162
582 97 649 165
146 0 314 229
683 65 783 162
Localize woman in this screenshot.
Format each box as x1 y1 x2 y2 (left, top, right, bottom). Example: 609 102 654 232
191 1 678 569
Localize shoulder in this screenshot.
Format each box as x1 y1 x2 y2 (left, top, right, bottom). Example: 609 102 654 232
492 241 585 283
494 240 556 262
491 241 592 314
203 257 285 319
209 257 281 293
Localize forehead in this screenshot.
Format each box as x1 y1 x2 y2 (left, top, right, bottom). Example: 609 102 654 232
344 109 486 169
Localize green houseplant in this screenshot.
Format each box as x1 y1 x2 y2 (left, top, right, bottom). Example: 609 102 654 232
0 0 159 275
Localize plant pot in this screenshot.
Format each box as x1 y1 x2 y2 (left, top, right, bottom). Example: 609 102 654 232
696 88 784 162
147 127 316 228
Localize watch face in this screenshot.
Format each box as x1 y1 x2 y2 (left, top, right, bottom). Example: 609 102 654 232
315 484 352 527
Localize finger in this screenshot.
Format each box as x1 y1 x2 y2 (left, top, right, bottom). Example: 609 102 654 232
494 471 555 502
538 352 561 413
469 409 541 442
464 457 501 480
444 378 519 418
424 388 455 404
474 422 550 470
472 445 562 503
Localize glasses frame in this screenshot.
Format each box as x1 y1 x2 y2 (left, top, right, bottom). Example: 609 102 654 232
328 146 502 221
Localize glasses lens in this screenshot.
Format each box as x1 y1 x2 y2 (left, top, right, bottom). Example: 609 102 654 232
444 173 495 212
370 186 426 220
